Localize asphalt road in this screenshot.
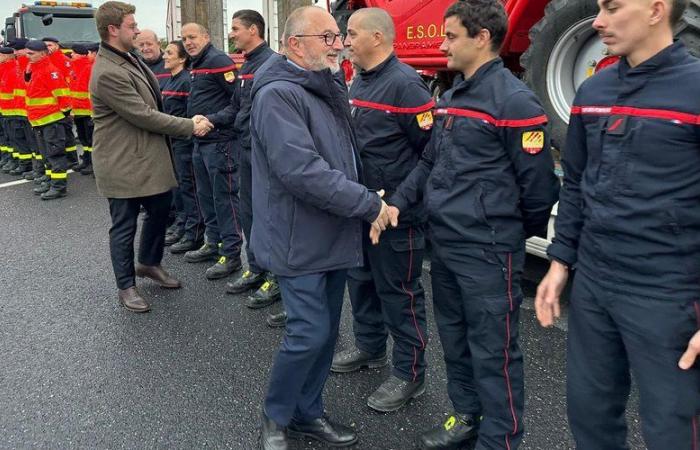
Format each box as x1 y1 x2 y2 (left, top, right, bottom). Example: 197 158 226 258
0 171 644 449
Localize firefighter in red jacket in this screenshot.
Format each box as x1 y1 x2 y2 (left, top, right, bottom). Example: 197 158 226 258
69 44 94 175
25 40 72 200
0 46 15 169
43 36 78 167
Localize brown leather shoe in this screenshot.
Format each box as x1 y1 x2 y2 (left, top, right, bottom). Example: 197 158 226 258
135 264 182 289
118 287 151 313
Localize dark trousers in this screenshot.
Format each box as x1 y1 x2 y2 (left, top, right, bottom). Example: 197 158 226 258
431 243 525 450
347 225 428 382
108 190 173 290
239 147 260 273
8 117 32 168
172 139 204 241
62 116 77 163
567 271 700 450
35 121 68 190
74 115 93 165
265 269 347 426
191 139 243 258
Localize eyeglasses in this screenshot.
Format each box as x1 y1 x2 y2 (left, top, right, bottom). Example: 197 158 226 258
293 32 345 46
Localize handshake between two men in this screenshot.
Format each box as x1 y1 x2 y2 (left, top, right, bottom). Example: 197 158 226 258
192 115 215 137
370 189 400 245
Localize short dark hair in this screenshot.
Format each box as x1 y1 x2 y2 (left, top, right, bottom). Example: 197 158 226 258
444 0 507 52
95 1 135 41
670 0 689 27
232 9 265 39
169 40 189 63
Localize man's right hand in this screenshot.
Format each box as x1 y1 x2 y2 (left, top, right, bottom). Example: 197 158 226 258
535 260 569 327
369 197 399 245
192 115 213 137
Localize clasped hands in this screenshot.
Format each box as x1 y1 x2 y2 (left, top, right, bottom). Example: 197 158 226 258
192 115 214 137
370 189 400 245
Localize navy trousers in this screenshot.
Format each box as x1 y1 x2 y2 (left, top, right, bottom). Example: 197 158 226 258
191 139 243 259
238 147 261 273
347 225 428 382
172 139 204 242
265 269 347 425
430 243 525 450
567 271 700 450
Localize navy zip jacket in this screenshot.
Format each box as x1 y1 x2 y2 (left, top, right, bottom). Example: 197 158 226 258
161 69 191 144
547 41 700 300
393 58 559 251
350 53 433 226
207 42 275 150
187 43 237 143
249 54 383 277
144 53 169 90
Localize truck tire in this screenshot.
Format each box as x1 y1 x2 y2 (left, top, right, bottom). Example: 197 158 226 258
521 0 700 151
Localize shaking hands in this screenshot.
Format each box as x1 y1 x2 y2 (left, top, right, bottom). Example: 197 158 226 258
192 115 214 137
370 189 400 245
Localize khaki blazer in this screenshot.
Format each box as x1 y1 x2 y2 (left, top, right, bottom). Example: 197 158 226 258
89 44 193 198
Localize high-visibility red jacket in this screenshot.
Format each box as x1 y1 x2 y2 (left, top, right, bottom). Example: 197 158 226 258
0 58 27 117
69 54 93 116
49 50 73 85
26 55 71 127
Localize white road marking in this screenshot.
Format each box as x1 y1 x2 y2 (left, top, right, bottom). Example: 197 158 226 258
0 170 75 189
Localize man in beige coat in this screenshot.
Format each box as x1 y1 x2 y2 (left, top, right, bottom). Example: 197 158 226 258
90 1 212 313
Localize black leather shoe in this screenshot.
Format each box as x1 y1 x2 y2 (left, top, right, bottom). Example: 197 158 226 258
266 311 287 328
184 241 219 263
245 275 281 309
367 375 425 412
33 182 50 195
419 413 480 450
169 237 202 254
205 256 242 280
226 270 265 294
41 187 67 200
331 347 388 373
164 230 183 246
287 416 358 447
260 411 288 450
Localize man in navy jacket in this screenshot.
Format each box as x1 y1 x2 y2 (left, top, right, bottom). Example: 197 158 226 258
535 0 700 447
250 6 392 450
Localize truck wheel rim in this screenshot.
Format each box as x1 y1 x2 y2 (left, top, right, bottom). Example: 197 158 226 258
545 17 606 125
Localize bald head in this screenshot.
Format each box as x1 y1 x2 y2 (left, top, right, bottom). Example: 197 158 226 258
283 6 343 72
181 22 210 57
135 28 161 62
350 8 395 44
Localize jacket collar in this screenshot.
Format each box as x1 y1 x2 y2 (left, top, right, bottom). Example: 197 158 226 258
358 53 397 80
617 39 687 79
98 42 161 105
452 57 503 92
244 41 269 61
190 43 213 68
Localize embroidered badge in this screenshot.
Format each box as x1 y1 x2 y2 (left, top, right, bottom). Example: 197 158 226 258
416 111 434 130
521 130 545 154
223 71 235 83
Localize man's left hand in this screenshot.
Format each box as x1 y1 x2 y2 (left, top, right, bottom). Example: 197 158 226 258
679 330 700 370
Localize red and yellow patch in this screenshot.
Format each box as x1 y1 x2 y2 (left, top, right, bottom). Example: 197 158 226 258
416 111 433 130
223 71 236 83
521 131 544 154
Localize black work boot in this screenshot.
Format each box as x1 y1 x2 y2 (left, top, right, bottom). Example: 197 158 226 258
205 255 242 280
184 241 219 263
164 229 184 246
2 159 17 173
367 375 425 412
23 170 38 180
33 182 50 195
245 274 281 309
287 415 358 447
79 164 93 175
419 413 480 450
9 163 30 176
266 311 287 328
170 236 202 254
331 347 388 373
34 174 49 184
41 187 67 200
226 269 265 294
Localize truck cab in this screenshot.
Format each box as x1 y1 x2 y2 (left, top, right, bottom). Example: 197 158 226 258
3 2 99 48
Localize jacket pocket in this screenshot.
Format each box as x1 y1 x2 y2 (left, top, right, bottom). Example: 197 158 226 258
389 231 426 281
475 182 494 231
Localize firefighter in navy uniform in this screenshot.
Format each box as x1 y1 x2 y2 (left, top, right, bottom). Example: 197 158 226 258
136 29 170 90
330 7 433 413
181 23 244 280
535 0 700 448
43 37 79 169
161 40 205 255
203 11 279 306
25 40 72 200
389 2 559 449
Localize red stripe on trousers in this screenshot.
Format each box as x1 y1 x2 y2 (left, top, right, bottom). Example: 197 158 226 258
399 226 426 382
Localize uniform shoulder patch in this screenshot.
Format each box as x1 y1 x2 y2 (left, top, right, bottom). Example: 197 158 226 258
416 111 433 130
223 71 236 83
521 130 545 154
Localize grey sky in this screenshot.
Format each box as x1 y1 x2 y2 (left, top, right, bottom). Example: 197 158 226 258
0 0 263 43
